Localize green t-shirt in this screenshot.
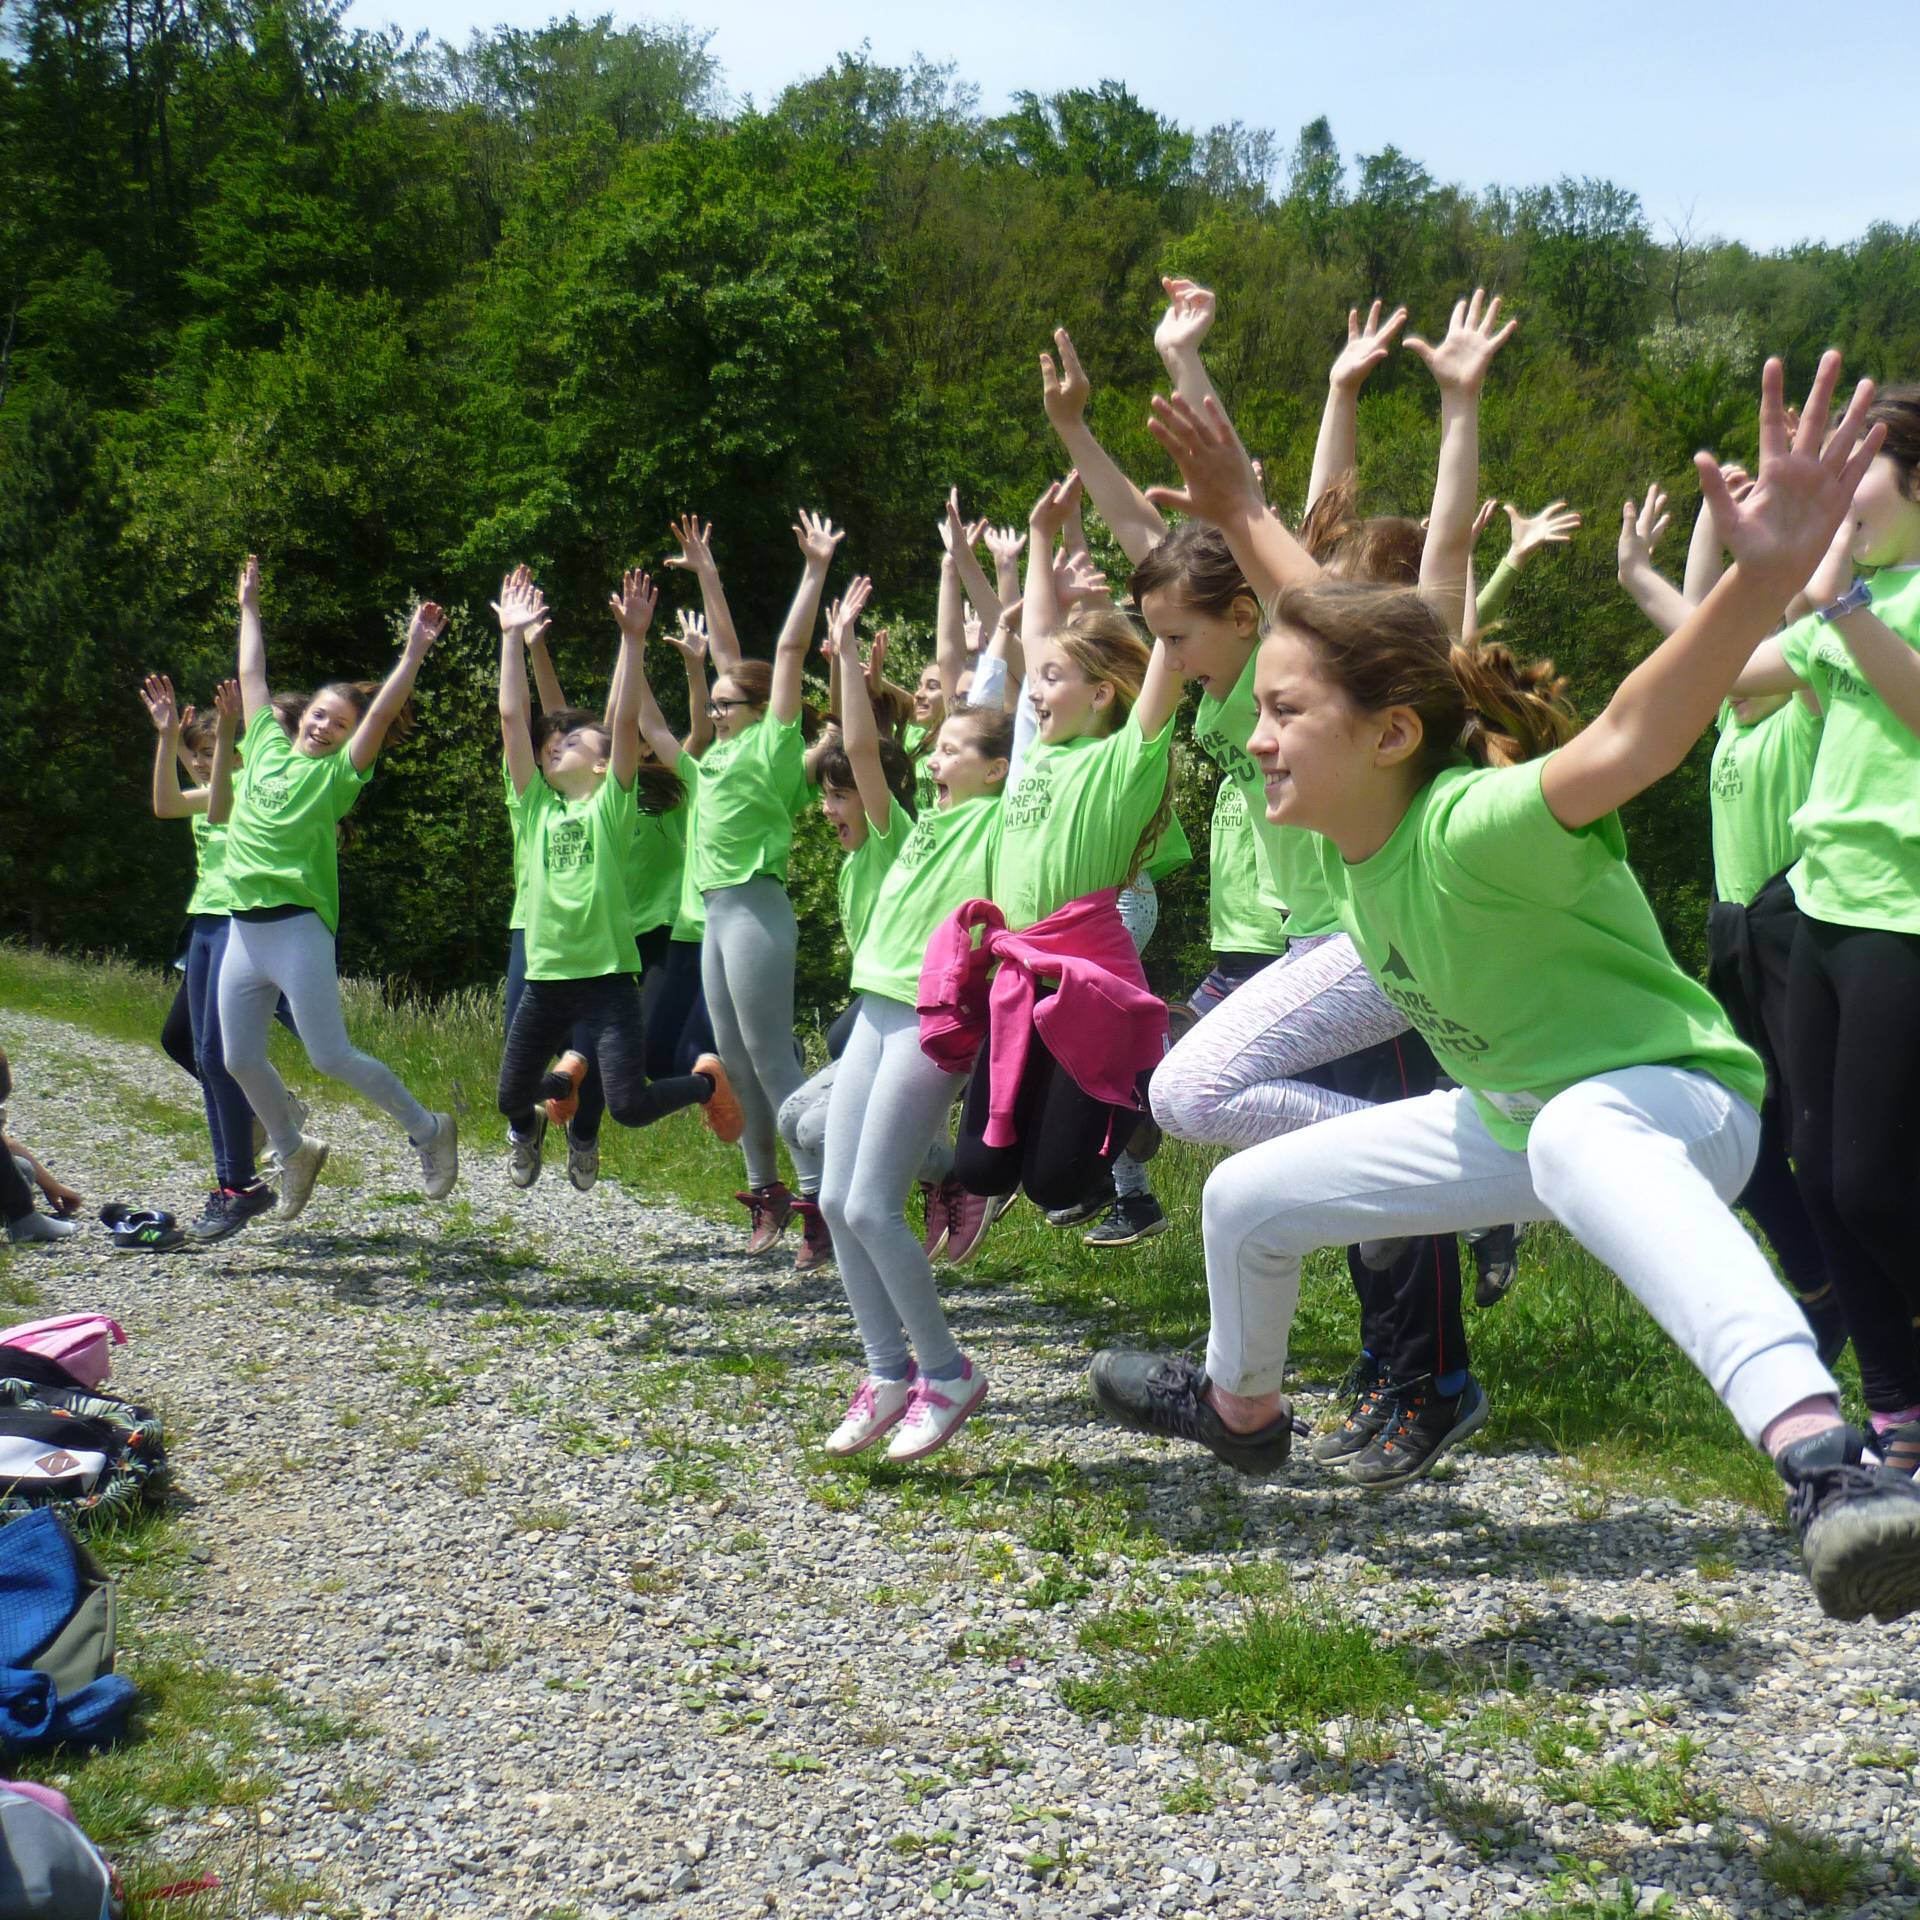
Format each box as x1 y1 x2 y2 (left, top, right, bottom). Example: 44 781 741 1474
672 772 705 941
1193 650 1339 939
1206 779 1289 956
686 713 807 894
1777 567 1920 934
838 799 911 961
1141 808 1193 884
186 813 233 918
517 771 641 982
1708 698 1819 908
995 717 1174 931
222 705 370 933
1318 755 1764 1150
504 757 532 933
903 721 938 814
852 794 1001 1006
626 801 688 939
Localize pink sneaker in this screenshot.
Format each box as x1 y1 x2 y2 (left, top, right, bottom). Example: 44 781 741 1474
824 1368 918 1457
941 1181 998 1266
885 1358 988 1462
920 1181 950 1261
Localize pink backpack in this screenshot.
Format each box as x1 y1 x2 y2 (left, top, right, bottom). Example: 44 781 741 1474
0 1317 126 1391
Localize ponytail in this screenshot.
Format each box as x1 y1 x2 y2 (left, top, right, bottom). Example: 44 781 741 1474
1449 639 1578 768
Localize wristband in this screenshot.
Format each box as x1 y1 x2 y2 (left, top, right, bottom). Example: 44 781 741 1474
1815 578 1872 623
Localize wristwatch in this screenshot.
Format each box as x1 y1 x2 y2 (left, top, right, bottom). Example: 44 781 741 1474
1815 577 1873 622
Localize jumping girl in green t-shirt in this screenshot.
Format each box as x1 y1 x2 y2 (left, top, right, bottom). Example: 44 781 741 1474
213 555 459 1223
1094 354 1920 1628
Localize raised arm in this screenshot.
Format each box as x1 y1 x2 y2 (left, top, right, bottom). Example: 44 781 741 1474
773 512 843 725
607 570 657 788
1615 484 1689 636
1145 392 1323 600
347 601 444 774
827 578 895 833
935 546 969 707
494 566 545 794
1040 328 1167 566
1131 636 1184 741
1478 498 1582 625
1683 464 1748 603
1025 472 1081 644
1154 277 1227 418
236 555 267 723
207 679 242 825
1799 511 1920 738
527 618 566 712
1406 290 1516 638
984 525 1027 607
665 517 743 674
1308 299 1409 515
139 674 204 818
941 492 1002 631
1541 354 1880 831
665 610 714 755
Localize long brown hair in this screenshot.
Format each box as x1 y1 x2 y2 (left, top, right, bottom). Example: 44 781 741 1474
312 679 418 748
1270 581 1580 775
1129 521 1259 619
1868 385 1920 500
1299 472 1424 586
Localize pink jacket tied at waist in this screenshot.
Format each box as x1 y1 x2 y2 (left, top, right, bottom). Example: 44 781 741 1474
918 890 1170 1150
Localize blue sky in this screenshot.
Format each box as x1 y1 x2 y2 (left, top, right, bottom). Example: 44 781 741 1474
352 0 1917 252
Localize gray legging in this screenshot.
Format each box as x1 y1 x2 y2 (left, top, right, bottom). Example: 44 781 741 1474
779 1059 953 1196
218 910 434 1157
701 877 816 1190
819 994 968 1380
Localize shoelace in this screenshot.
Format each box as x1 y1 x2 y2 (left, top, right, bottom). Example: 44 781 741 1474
1786 1461 1891 1529
903 1374 961 1427
1378 1390 1429 1457
1334 1355 1379 1409
1141 1360 1212 1442
845 1379 879 1422
1343 1384 1389 1434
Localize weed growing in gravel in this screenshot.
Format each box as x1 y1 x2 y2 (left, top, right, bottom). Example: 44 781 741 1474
513 1504 573 1531
1539 1734 1721 1831
1513 1863 1692 1918
1752 1820 1871 1905
1425 1774 1531 1858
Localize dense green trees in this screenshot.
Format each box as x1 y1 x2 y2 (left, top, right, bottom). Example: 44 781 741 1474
3 0 1916 1001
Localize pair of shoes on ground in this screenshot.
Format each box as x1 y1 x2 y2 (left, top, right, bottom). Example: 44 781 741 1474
823 1357 988 1463
1043 1179 1170 1248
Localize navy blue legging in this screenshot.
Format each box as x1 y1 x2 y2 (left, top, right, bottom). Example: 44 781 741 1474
637 929 716 1077
187 915 295 1190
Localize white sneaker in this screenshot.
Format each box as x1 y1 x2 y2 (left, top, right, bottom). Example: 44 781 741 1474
884 1358 987 1463
268 1136 329 1221
6 1212 81 1246
252 1091 307 1161
417 1112 459 1200
824 1371 918 1457
508 1113 546 1190
566 1127 599 1193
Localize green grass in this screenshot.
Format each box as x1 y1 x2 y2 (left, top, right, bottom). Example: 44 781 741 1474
0 940 1848 1509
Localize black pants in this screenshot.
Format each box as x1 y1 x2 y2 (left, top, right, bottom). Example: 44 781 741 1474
161 975 198 1080
1787 910 1920 1411
0 1141 35 1226
1705 878 1832 1307
637 932 715 1078
498 973 709 1135
953 1002 1141 1211
1321 1031 1469 1387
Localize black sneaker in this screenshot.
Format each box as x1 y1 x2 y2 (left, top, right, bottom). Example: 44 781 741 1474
1309 1354 1395 1465
187 1183 274 1244
1088 1350 1297 1477
1342 1376 1489 1491
1468 1223 1521 1307
1083 1192 1167 1248
1781 1425 1920 1623
1044 1177 1115 1230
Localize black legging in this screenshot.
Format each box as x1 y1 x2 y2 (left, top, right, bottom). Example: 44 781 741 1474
161 975 198 1080
498 971 710 1136
1786 910 1920 1412
0 1138 36 1226
636 930 715 1079
1705 880 1835 1312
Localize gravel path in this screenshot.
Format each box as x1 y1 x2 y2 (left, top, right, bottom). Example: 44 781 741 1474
4 1008 1917 1920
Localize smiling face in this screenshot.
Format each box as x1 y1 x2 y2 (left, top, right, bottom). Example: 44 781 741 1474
1247 628 1390 837
926 715 1008 808
1024 638 1114 745
912 664 945 728
546 722 611 798
819 781 868 851
1136 587 1258 697
709 676 764 742
297 689 361 757
1848 454 1920 570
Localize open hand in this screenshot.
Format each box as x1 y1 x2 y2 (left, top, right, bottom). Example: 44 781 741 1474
237 554 260 612
608 570 658 638
1143 392 1265 527
1470 498 1500 545
1505 499 1582 565
865 625 889 684
1054 549 1110 609
491 566 545 638
822 575 872 658
1404 289 1516 395
1700 353 1882 590
665 516 716 574
794 511 845 570
1329 299 1409 393
140 673 181 735
1040 328 1092 430
1030 471 1083 540
213 679 243 735
406 603 448 655
1617 483 1671 576
666 609 708 665
984 525 1027 569
1154 277 1217 360
961 607 984 655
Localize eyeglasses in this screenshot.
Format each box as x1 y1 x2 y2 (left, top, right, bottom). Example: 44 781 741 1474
706 697 755 716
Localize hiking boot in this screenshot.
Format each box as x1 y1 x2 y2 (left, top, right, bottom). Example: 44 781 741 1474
566 1126 599 1193
942 1181 999 1267
694 1053 744 1143
1781 1425 1920 1623
885 1358 988 1463
825 1369 918 1457
267 1135 329 1221
544 1052 588 1127
920 1181 950 1261
1088 1350 1296 1477
508 1113 546 1189
1045 1177 1114 1230
1468 1223 1520 1307
1083 1191 1168 1248
792 1197 834 1272
188 1182 274 1244
5 1212 80 1246
1342 1376 1489 1491
1310 1354 1395 1466
736 1181 793 1255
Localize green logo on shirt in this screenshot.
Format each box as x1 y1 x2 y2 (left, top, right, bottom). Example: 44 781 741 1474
1812 636 1870 701
1004 771 1053 833
1195 726 1258 785
250 773 292 812
546 818 592 874
1710 754 1744 800
897 815 938 870
1375 945 1491 1058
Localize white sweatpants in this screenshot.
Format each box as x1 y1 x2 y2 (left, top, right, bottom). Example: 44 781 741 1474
1200 1065 1835 1445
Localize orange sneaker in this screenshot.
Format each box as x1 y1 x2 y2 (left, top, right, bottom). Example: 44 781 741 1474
693 1053 745 1144
544 1051 588 1127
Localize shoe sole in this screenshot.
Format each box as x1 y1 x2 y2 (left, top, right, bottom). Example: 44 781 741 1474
824 1403 910 1458
568 1166 598 1192
275 1143 330 1221
1309 1421 1393 1467
1344 1387 1491 1493
188 1215 259 1245
1083 1216 1169 1249
1804 1498 1920 1624
694 1054 746 1144
885 1377 988 1463
1087 1360 1293 1477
